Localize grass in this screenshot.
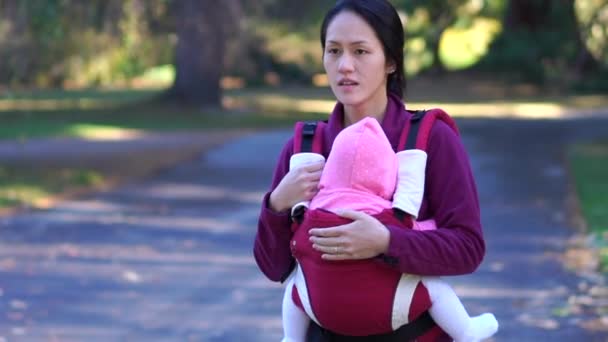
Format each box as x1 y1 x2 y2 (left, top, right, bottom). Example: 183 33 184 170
0 94 329 141
0 166 103 211
567 141 608 272
2 83 607 140
2 81 608 142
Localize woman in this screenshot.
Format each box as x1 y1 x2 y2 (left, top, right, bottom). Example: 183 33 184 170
254 0 486 340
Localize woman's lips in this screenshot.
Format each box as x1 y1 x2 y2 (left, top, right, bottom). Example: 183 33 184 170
338 79 359 91
338 79 358 86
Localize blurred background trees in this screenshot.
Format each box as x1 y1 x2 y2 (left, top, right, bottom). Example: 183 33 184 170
477 0 603 85
0 0 607 107
0 0 173 88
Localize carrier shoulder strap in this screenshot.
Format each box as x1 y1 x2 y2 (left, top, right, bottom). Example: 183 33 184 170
293 109 458 154
293 120 327 154
282 120 326 283
397 108 459 152
393 108 459 222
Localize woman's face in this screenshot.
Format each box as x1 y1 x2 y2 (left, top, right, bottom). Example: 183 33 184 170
323 11 393 111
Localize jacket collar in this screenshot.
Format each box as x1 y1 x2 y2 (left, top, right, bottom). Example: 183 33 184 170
326 93 409 151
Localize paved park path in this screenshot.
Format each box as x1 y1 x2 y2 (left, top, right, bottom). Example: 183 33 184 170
0 117 607 341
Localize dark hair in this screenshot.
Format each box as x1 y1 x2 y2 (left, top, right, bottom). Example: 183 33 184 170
320 0 406 98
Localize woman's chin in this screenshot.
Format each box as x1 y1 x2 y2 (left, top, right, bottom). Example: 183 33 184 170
335 93 362 106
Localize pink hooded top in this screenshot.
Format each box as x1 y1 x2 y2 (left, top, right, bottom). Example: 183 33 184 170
310 117 397 215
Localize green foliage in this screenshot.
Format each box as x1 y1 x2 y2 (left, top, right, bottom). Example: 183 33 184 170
477 30 547 83
0 0 174 88
382 1 505 76
568 141 608 272
1 0 606 90
0 0 68 86
135 64 175 85
576 0 608 67
481 0 508 17
573 70 608 93
223 20 319 86
439 17 502 70
477 0 608 87
0 166 103 210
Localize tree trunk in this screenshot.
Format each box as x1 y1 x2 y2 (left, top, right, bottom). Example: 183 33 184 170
427 38 446 76
503 0 552 31
167 0 239 108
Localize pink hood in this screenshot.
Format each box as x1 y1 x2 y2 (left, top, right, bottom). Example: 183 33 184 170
310 117 397 214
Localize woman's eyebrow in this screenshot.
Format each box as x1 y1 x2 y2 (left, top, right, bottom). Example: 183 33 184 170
326 39 370 46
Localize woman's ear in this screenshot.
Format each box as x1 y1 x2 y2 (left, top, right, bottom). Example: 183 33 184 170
386 61 396 74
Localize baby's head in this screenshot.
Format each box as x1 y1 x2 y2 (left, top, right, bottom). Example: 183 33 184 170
311 117 397 213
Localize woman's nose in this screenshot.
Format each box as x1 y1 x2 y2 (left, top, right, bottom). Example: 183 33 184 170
338 54 354 73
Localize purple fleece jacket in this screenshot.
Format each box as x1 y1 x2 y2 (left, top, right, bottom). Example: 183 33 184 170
254 94 485 282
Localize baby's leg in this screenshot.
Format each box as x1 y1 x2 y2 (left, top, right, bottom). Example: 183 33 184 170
423 277 498 342
282 273 310 342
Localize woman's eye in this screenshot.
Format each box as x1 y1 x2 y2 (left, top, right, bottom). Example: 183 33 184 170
355 49 367 55
327 48 340 54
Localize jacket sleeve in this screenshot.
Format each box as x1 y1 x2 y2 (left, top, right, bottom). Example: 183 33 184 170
382 121 485 276
253 138 297 282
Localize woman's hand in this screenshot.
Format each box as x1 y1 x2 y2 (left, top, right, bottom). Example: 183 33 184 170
309 209 390 260
269 161 324 212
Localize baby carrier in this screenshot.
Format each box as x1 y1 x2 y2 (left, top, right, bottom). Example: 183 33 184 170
288 109 459 341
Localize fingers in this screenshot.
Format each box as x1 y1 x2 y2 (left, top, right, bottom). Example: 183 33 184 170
302 180 321 200
321 253 355 261
311 240 354 260
296 169 322 183
312 242 341 254
309 228 343 253
309 235 341 247
335 209 369 221
309 227 342 237
294 166 323 198
287 165 322 201
301 161 325 173
312 243 361 261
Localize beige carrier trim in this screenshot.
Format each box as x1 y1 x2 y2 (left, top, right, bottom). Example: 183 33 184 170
293 263 321 326
393 149 428 219
392 274 422 330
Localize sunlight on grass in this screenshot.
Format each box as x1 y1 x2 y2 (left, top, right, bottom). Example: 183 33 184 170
2 86 608 143
228 91 608 119
568 141 608 272
567 95 608 108
66 124 145 140
0 167 104 210
0 89 158 112
0 98 104 111
136 64 174 83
